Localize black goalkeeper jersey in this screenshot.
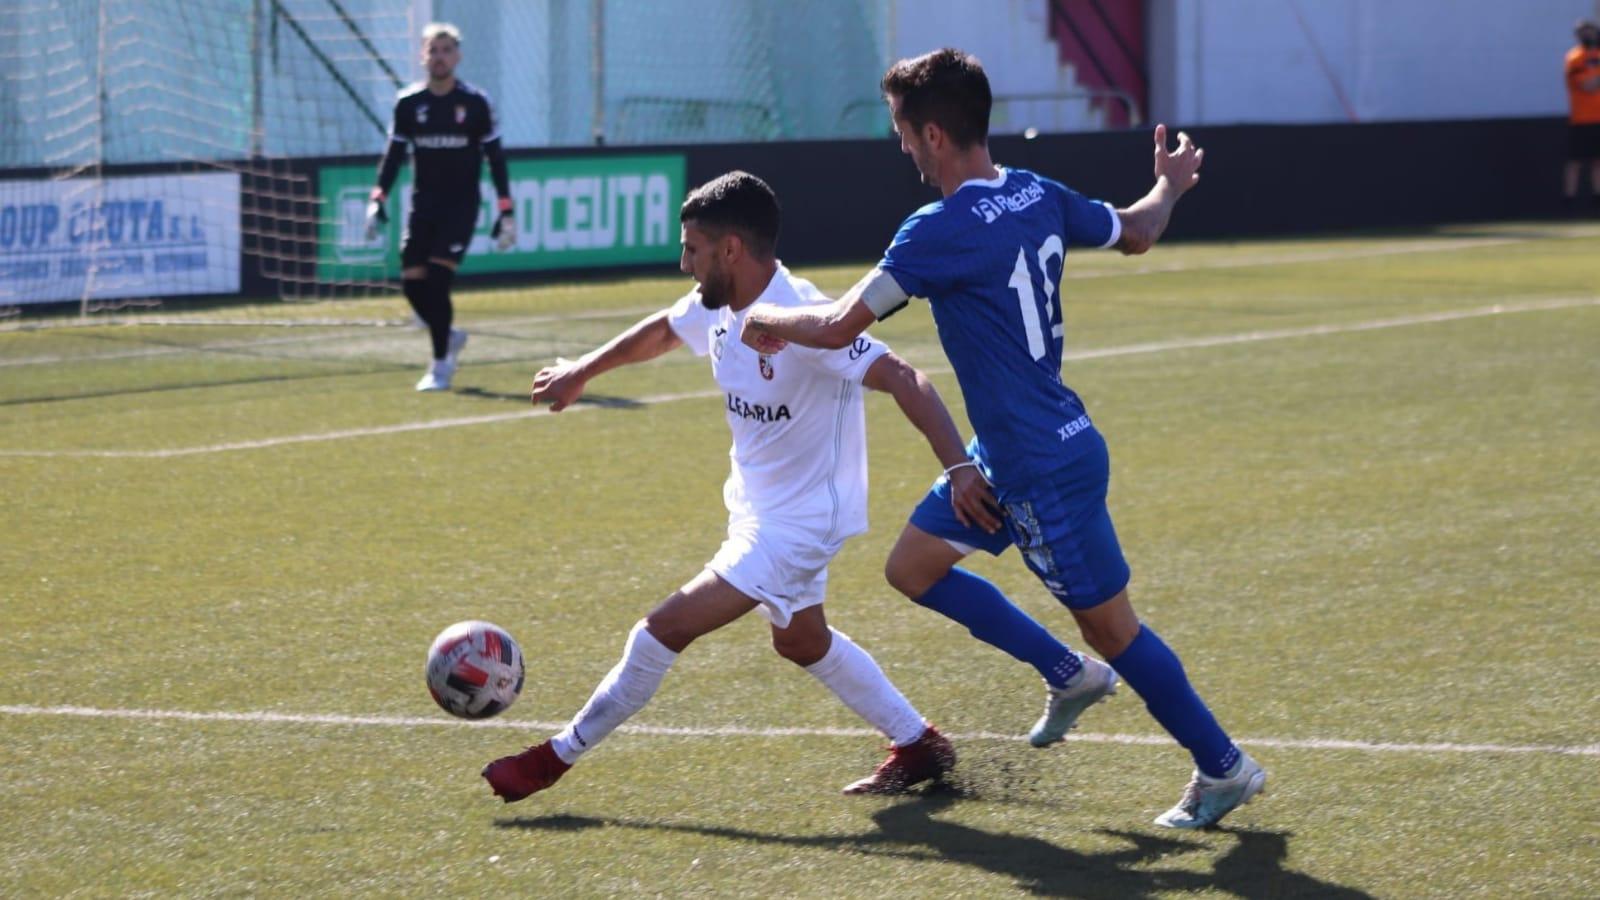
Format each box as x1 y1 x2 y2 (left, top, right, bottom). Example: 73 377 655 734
376 79 509 211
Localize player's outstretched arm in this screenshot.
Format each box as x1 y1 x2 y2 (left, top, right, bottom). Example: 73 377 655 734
1115 123 1204 256
741 268 904 350
742 293 872 350
861 353 1002 533
531 310 682 411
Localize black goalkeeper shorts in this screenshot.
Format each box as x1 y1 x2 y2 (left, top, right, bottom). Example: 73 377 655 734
401 201 480 268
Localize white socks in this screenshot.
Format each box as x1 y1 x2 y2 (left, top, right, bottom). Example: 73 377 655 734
550 622 927 766
805 627 927 747
551 620 678 765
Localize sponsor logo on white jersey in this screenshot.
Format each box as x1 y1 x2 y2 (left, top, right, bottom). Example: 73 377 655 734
726 393 791 423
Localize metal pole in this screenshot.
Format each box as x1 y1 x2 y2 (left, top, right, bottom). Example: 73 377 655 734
591 0 605 145
84 0 108 318
251 0 264 158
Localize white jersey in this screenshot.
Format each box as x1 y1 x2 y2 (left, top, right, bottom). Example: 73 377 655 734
667 265 890 543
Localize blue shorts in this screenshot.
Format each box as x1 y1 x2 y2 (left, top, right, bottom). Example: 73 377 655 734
910 430 1130 610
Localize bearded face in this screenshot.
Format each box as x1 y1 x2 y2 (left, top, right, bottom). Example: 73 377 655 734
679 221 736 309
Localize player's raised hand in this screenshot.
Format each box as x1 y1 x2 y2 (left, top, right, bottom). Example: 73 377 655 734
531 357 587 411
948 465 1003 534
1152 124 1203 194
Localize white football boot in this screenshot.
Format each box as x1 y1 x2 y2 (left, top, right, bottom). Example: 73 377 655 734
416 359 453 391
1154 751 1267 829
1028 654 1119 747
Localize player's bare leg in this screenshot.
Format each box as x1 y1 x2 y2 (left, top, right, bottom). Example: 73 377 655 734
1067 589 1141 660
642 569 759 652
884 524 964 599
482 571 757 802
772 605 953 794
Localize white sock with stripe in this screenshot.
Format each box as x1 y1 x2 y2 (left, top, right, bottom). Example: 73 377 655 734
551 619 678 764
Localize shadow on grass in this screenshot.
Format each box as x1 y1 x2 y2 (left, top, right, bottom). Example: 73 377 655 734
451 386 533 403
451 387 645 409
496 790 1372 899
0 366 404 407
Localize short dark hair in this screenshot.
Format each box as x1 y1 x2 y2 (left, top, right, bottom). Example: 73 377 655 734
679 171 781 258
881 48 991 148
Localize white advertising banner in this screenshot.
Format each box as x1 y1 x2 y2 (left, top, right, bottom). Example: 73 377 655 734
0 172 241 305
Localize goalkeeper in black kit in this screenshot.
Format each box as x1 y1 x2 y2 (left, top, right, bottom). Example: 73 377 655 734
366 22 515 391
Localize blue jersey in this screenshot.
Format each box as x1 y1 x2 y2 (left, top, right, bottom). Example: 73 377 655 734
879 167 1120 491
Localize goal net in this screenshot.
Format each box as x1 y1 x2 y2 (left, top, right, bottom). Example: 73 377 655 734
0 0 891 325
0 0 418 322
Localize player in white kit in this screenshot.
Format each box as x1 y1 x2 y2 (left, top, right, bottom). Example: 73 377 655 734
483 172 978 802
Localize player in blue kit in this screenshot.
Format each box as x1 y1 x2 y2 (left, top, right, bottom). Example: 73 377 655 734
740 48 1265 829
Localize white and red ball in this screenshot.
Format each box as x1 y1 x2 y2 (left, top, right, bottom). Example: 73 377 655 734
425 620 525 719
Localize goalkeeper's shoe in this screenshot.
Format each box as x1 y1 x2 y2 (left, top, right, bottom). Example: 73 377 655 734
415 333 466 392
1153 751 1267 829
482 741 572 803
841 724 955 795
415 361 453 392
1028 654 1118 747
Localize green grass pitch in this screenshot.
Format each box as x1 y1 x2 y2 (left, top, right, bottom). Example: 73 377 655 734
2 222 1597 897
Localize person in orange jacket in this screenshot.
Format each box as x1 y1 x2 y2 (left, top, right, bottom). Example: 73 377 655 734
1563 19 1600 211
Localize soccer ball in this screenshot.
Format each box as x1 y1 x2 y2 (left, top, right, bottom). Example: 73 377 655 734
425 620 525 719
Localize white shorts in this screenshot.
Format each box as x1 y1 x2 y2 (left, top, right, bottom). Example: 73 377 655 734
707 517 844 629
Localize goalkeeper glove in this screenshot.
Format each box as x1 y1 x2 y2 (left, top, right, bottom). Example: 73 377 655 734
491 196 516 251
363 188 388 241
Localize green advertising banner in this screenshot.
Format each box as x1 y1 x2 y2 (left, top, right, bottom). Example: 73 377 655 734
318 153 686 281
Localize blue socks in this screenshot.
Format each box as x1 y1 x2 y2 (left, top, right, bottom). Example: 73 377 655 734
912 567 1083 688
1110 625 1239 778
911 569 1240 778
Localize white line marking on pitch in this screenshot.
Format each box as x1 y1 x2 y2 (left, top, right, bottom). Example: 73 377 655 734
3 296 1595 460
1064 235 1532 279
0 307 662 368
0 389 723 458
9 226 1597 363
1 704 1594 758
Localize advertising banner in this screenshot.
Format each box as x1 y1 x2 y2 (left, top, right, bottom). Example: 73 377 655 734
318 153 687 281
0 172 241 305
